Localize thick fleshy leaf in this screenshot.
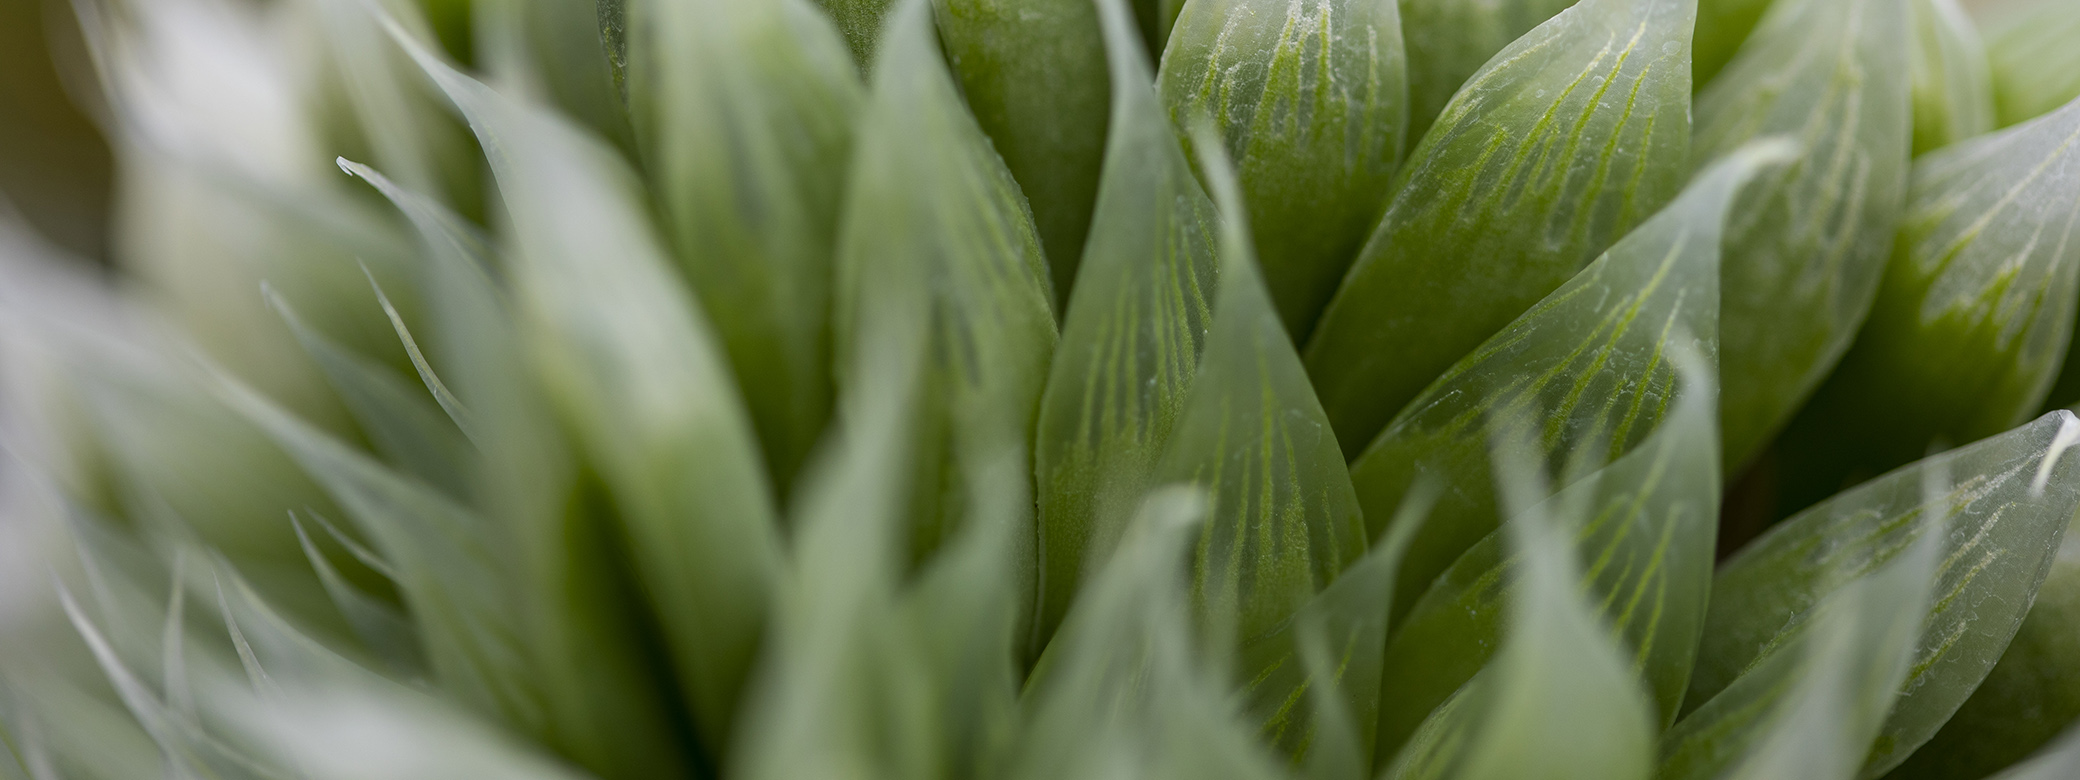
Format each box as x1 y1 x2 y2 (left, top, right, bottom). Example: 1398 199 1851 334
1378 458 1657 780
1374 346 1717 760
1032 0 1222 645
1347 141 1788 624
1698 0 1913 471
1691 0 1769 87
1776 96 2080 511
1684 410 2080 777
627 0 859 497
832 0 1056 623
1394 0 1572 150
1666 529 1940 780
1909 0 1996 156
1303 0 1695 455
1158 0 1408 338
1157 125 1367 647
815 0 898 69
936 0 1111 301
390 25 783 754
1981 0 2080 128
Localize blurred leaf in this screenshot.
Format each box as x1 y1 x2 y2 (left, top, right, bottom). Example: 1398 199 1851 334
1303 0 1695 457
474 0 634 154
1682 411 2080 777
1981 0 2080 127
1989 722 2080 780
816 0 898 70
935 0 1110 302
1378 454 1657 780
1159 0 1407 339
1909 0 1996 156
1778 96 2080 510
1691 0 1769 87
1032 0 1222 646
390 23 782 758
1394 0 1573 152
627 0 860 497
1348 140 1788 630
1698 0 1913 472
299 0 481 213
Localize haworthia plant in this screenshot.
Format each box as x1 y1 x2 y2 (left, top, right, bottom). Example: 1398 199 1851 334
1691 0 1769 87
1683 410 2080 777
1775 95 2080 511
1304 0 1695 455
1159 0 1408 340
625 0 861 496
1032 0 1221 645
935 0 1110 299
1980 0 2080 128
1697 0 1913 473
1347 140 1788 624
1394 0 1573 150
1907 0 1995 156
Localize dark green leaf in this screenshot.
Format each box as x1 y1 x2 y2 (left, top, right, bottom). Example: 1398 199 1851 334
1395 0 1573 151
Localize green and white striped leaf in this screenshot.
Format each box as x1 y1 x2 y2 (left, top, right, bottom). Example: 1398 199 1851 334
1394 0 1572 150
936 0 1111 300
1033 0 1222 645
1682 410 2080 778
1777 96 2080 509
1347 141 1787 626
1909 0 1996 156
1303 0 1695 455
1981 0 2080 127
627 0 861 496
1159 0 1408 338
1697 0 1913 471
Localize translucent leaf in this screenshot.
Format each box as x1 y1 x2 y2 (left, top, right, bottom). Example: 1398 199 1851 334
1697 0 1914 471
627 0 860 495
1777 96 2080 511
1682 410 2080 777
935 0 1111 300
1394 0 1573 150
1909 0 1996 156
1378 458 1657 780
1032 0 1222 645
1981 0 2080 127
1303 0 1695 455
1157 124 1368 648
1159 0 1408 338
387 23 782 756
1347 141 1789 627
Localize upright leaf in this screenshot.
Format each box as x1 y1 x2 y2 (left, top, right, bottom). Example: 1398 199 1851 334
1683 411 2080 777
1394 0 1573 150
1908 0 1995 156
1691 0 1769 87
627 0 861 497
1980 0 2080 127
1032 0 1222 645
389 25 782 755
1698 0 1913 471
1347 141 1788 624
475 0 633 153
1159 0 1408 338
935 0 1111 301
816 0 898 70
1303 0 1695 455
1776 96 2080 510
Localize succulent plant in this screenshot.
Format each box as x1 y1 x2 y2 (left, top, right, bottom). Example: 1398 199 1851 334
5 0 2080 778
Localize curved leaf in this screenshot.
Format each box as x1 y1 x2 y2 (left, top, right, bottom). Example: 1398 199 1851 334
627 0 862 496
1909 0 1995 156
1777 96 2080 510
1698 0 1913 471
1394 0 1573 150
1692 0 1770 88
1990 723 2080 780
1303 0 1695 455
1982 0 2080 127
1033 0 1223 645
1684 410 2080 777
1159 0 1408 338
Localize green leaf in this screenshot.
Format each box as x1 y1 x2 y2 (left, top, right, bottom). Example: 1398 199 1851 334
1681 410 2080 778
1775 96 2080 511
1697 0 1914 472
301 0 481 212
935 0 1111 301
1347 140 1788 629
1692 0 1770 87
1982 0 2080 127
1303 0 1695 455
1032 0 1223 646
389 23 783 756
474 0 634 154
1394 0 1573 151
1158 0 1407 339
1909 0 1996 156
1989 723 2080 780
815 0 898 70
1378 454 1658 780
627 0 860 496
